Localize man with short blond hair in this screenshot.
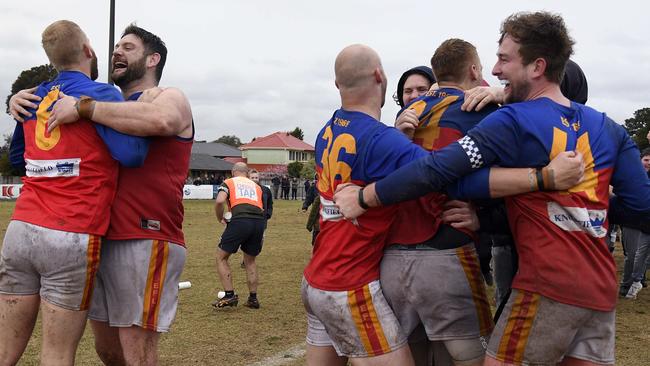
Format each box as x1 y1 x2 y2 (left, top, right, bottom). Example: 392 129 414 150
0 20 148 365
11 23 192 366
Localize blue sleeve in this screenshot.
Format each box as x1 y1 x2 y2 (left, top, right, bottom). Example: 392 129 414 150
375 141 477 205
363 127 429 181
93 125 150 167
87 83 150 167
609 120 650 213
446 167 491 200
374 110 517 205
9 122 26 170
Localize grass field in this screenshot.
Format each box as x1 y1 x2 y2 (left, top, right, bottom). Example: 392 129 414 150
0 199 649 365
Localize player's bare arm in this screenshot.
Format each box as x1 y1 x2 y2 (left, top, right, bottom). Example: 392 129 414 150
47 87 192 138
215 191 228 225
334 150 585 219
8 87 41 122
488 151 584 197
461 86 505 112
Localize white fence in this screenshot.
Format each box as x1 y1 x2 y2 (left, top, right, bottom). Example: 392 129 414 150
1 184 217 200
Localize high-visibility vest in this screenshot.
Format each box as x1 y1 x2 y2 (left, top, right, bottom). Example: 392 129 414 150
224 176 263 210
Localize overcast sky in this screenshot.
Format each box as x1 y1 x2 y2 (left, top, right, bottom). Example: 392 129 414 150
1 1 649 145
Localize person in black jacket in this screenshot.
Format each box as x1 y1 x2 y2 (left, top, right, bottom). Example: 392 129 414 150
240 170 274 269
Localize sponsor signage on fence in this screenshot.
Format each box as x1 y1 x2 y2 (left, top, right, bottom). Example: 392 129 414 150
183 185 214 199
1 184 23 199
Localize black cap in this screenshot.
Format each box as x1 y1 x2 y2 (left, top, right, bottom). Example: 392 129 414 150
395 66 436 107
560 60 588 104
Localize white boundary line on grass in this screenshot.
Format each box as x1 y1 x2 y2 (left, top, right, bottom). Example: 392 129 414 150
247 342 306 366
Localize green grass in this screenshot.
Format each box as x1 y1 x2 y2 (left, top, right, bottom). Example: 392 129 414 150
0 200 649 365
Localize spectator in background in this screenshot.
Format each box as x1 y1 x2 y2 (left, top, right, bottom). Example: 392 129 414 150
619 148 650 299
393 66 436 140
242 169 274 269
271 175 280 198
304 178 311 200
302 174 319 245
281 175 290 200
290 176 298 200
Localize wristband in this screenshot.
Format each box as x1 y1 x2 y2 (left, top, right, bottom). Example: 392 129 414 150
535 168 544 191
76 96 96 120
358 187 370 210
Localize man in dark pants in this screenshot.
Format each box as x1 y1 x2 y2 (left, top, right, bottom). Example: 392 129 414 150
271 175 280 199
213 163 266 309
241 169 273 268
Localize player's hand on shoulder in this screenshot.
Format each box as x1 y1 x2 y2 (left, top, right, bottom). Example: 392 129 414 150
441 200 479 231
10 87 41 122
545 150 585 190
138 87 165 103
461 86 504 112
395 109 419 140
334 183 366 220
47 92 80 132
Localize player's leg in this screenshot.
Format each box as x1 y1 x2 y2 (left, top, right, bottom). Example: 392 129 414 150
119 326 160 366
89 244 126 364
307 280 411 365
90 320 125 365
0 294 39 365
97 240 186 363
350 345 414 366
216 219 246 304
0 221 42 365
243 253 258 293
241 218 265 308
35 225 102 366
39 301 89 366
306 344 348 366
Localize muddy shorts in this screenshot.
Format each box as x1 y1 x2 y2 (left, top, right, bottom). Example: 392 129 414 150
88 239 186 332
487 289 615 365
301 278 407 358
380 244 492 363
0 220 101 310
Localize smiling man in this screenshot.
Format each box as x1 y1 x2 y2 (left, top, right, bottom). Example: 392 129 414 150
10 24 193 366
334 11 650 366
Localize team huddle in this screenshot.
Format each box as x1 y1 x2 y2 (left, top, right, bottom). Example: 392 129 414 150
0 9 648 366
305 11 650 366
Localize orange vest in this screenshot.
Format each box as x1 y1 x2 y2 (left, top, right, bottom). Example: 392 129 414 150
225 176 263 210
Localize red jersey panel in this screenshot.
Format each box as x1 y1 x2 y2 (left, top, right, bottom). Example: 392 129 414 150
13 72 123 235
387 89 495 245
303 109 428 291
106 135 192 245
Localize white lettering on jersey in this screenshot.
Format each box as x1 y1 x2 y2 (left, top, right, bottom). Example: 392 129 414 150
547 201 607 238
234 180 259 201
25 158 81 178
320 196 343 222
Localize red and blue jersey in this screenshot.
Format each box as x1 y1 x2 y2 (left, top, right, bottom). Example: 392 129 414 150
388 88 497 244
303 109 427 291
375 97 650 311
12 71 149 235
106 92 193 246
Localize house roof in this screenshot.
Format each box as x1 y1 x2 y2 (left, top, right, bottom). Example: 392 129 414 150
192 141 242 157
241 132 314 151
189 154 235 171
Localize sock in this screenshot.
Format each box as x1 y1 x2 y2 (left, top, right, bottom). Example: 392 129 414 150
249 292 257 299
225 290 235 298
